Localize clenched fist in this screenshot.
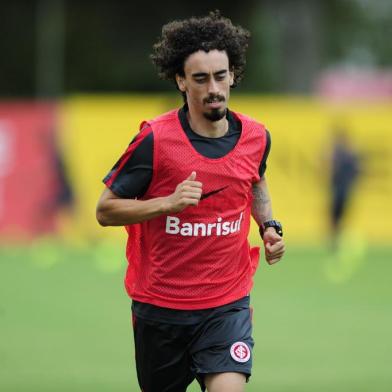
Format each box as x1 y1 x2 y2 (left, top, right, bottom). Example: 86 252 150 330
164 171 203 213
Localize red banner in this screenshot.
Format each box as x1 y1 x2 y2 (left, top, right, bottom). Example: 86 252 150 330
0 102 65 239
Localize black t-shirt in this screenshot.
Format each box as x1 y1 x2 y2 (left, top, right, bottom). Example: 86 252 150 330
104 106 271 198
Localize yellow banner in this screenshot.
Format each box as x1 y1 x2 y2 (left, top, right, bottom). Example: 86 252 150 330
59 95 392 245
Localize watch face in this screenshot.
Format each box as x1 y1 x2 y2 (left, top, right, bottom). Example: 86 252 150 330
265 220 279 227
264 220 283 237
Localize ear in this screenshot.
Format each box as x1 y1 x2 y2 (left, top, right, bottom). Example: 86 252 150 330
175 74 186 92
229 71 234 87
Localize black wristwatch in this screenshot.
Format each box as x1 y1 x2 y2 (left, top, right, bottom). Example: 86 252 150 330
259 220 283 238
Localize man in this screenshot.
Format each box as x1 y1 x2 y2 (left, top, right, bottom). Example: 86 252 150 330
96 11 285 392
330 126 360 251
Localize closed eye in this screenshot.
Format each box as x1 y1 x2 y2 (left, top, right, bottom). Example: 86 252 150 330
194 77 207 84
192 70 228 84
215 74 226 81
214 70 227 80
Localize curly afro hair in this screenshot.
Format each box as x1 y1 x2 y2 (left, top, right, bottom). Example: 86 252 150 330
151 10 251 88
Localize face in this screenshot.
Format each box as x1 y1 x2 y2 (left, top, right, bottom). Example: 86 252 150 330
176 50 234 122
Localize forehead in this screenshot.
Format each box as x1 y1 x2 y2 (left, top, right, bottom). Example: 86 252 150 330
183 50 229 75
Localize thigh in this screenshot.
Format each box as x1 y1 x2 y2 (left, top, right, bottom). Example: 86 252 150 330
190 304 254 390
133 315 195 392
205 372 246 392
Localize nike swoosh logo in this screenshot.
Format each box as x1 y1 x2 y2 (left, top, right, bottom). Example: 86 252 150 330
200 186 228 200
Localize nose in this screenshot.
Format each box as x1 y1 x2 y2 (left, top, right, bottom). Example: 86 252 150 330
207 78 219 95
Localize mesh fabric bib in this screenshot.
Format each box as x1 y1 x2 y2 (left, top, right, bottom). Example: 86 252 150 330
124 109 267 309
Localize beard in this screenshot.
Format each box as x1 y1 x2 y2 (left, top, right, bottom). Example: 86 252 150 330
203 107 227 122
201 93 227 122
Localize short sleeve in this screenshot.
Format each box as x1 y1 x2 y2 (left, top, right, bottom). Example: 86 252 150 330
259 130 271 177
103 126 154 198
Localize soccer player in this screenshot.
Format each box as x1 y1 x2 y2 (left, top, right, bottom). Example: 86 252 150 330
329 126 360 251
96 11 285 392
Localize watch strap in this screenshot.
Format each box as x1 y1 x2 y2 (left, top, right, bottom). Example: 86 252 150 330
259 220 283 238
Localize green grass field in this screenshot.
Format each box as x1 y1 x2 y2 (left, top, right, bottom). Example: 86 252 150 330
1 241 391 391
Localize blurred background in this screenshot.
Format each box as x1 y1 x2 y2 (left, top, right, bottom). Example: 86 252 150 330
1 0 391 391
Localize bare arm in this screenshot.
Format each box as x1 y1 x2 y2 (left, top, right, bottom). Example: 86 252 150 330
251 175 273 226
252 176 285 264
96 171 202 226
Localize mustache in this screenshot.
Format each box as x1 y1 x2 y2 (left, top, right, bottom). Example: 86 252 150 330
203 94 225 104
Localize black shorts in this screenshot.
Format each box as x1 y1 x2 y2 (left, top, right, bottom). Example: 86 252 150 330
132 296 253 392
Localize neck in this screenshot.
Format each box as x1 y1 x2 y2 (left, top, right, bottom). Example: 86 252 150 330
187 106 228 138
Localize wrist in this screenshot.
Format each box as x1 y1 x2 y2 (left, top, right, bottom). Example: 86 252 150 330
259 220 283 238
159 196 173 214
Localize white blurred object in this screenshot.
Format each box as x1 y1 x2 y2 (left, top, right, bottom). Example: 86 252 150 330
315 67 392 100
0 121 14 221
0 121 14 177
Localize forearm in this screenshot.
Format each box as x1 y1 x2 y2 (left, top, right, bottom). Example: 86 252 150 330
251 176 273 226
96 195 170 226
97 172 202 226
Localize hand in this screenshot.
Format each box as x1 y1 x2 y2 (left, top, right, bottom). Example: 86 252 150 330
263 228 285 265
164 171 203 213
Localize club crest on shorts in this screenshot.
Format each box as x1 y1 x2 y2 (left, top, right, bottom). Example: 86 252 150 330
230 341 251 363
